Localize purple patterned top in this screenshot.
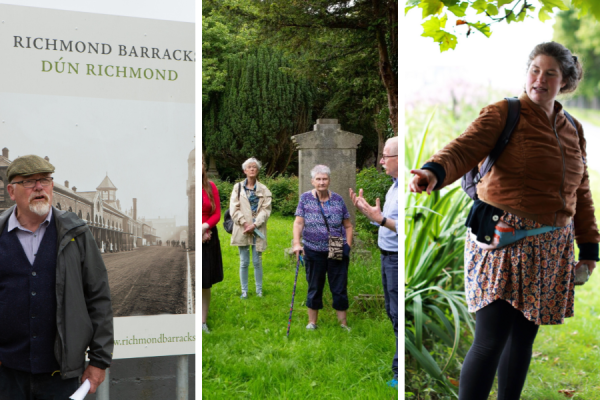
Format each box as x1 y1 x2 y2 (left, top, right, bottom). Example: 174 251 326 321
295 191 350 252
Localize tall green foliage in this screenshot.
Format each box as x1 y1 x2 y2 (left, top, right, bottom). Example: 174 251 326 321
203 47 314 178
553 9 600 101
405 111 475 396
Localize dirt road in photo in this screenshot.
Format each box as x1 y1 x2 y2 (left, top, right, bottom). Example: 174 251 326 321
103 246 193 317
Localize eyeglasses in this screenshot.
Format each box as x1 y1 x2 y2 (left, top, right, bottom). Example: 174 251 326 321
381 155 398 160
11 177 54 188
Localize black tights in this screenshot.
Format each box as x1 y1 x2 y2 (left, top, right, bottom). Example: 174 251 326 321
459 300 540 400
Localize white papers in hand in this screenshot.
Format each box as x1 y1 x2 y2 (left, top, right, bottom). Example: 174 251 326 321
69 379 91 400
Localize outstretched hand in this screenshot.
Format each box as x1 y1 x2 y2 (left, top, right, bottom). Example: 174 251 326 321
349 188 382 223
409 169 438 195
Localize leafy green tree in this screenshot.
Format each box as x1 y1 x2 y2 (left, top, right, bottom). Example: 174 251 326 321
203 47 314 177
202 2 254 107
554 9 600 100
214 0 398 135
406 0 600 52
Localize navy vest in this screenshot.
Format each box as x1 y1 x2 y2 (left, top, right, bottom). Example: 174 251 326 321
0 214 60 373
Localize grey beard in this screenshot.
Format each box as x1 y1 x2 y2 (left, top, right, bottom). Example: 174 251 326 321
29 200 50 217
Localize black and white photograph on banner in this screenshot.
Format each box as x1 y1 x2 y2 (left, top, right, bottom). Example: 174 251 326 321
0 0 196 398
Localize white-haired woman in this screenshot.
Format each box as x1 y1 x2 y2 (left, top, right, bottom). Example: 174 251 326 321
230 158 272 299
292 165 353 330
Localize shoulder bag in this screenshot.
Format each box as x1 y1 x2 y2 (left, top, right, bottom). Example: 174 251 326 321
316 191 344 260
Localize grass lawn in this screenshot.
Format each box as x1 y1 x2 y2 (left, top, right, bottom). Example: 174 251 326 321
521 270 600 400
202 214 398 399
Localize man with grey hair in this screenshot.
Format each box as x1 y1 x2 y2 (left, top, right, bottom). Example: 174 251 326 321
350 136 398 388
0 155 113 398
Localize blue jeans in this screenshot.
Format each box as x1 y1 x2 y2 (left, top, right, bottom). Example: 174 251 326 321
381 253 398 379
0 365 79 400
239 245 263 292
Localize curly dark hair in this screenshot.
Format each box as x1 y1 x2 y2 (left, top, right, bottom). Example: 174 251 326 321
527 42 583 94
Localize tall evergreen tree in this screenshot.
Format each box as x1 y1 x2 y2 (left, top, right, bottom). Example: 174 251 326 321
212 0 398 135
203 47 314 177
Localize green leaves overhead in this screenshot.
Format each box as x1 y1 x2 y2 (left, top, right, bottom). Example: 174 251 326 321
419 0 444 18
406 0 599 52
447 2 468 17
468 21 492 37
421 15 459 51
572 0 600 20
539 0 569 22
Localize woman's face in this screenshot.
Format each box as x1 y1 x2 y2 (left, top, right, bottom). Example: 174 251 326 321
311 173 330 192
244 163 259 179
525 54 566 110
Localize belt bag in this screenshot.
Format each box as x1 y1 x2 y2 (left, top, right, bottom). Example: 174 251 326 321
471 221 562 250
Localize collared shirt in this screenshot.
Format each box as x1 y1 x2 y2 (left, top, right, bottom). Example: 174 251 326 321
379 178 399 252
8 207 53 265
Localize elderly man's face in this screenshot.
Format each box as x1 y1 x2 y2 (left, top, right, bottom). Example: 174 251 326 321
380 141 398 178
7 173 54 217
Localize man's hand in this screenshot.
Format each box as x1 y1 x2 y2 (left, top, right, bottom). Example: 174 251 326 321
81 365 106 394
349 188 382 223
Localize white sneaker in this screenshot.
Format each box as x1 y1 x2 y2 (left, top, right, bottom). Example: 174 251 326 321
202 323 210 333
340 324 351 332
306 323 318 330
240 291 248 299
256 290 263 298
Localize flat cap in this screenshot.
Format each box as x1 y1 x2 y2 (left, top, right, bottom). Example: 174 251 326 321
7 155 55 183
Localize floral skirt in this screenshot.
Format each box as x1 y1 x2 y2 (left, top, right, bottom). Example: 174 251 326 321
465 212 576 325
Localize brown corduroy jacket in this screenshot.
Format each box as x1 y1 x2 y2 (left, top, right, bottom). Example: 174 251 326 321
426 93 600 245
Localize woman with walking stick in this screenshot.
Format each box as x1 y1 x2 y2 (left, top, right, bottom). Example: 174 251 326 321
409 42 599 399
292 165 353 331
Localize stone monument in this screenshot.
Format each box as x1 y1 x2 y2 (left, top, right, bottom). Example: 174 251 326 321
291 119 363 224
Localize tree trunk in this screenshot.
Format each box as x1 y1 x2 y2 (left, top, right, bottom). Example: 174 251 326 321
374 0 398 136
374 104 385 171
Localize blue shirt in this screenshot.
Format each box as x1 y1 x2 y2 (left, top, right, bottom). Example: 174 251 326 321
378 178 398 252
8 208 53 265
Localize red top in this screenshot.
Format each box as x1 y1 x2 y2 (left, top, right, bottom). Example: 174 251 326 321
202 181 221 229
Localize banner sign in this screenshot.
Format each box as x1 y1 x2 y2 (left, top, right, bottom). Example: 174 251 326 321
0 4 195 359
0 4 194 102
112 315 195 359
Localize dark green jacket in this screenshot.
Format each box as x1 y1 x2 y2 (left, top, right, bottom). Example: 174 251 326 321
0 205 113 379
